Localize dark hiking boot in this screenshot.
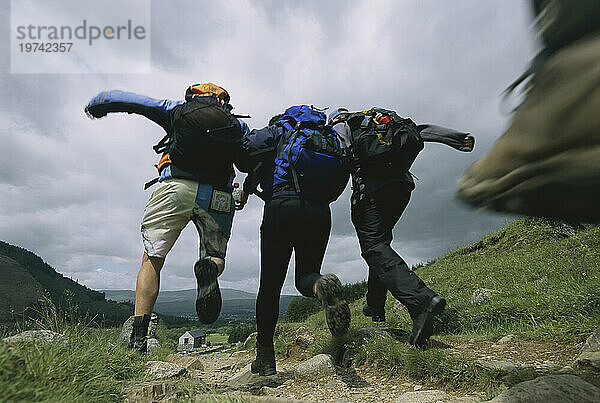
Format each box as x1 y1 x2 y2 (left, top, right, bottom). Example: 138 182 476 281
194 258 222 324
362 304 386 323
127 314 150 354
457 1 600 222
409 295 446 347
314 274 351 337
251 343 276 376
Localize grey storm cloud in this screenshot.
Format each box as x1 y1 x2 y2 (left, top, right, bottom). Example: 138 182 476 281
1 0 535 295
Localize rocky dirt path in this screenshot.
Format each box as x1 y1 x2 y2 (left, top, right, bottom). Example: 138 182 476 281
187 332 588 402
124 326 600 402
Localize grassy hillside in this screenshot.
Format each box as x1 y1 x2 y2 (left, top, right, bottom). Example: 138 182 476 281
0 256 44 321
0 241 136 328
275 217 600 390
299 218 600 340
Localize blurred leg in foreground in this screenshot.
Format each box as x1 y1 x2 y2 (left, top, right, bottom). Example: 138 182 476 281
457 0 600 222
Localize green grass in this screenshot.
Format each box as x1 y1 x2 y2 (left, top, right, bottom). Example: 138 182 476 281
206 333 229 345
0 327 147 402
272 218 600 392
0 301 203 402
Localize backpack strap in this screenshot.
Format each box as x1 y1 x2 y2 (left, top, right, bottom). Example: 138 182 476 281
287 122 303 194
143 177 160 190
360 115 371 131
152 133 170 154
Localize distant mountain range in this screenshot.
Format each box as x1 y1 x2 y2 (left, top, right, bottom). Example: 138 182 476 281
102 288 296 319
0 240 295 327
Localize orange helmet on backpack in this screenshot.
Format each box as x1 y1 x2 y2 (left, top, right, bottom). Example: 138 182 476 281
185 83 230 105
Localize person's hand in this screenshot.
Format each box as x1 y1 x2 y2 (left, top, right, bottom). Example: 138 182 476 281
461 135 475 152
84 106 95 119
235 190 249 210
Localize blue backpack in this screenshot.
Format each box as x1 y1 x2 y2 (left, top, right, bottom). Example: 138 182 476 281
273 105 344 194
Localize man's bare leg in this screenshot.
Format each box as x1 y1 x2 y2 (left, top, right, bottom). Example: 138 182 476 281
134 252 165 316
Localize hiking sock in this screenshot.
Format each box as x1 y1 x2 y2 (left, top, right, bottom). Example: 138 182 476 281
127 314 151 353
314 274 351 337
251 343 276 376
194 258 222 324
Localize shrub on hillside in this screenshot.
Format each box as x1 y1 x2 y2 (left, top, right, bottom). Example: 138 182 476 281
285 296 321 322
227 323 256 344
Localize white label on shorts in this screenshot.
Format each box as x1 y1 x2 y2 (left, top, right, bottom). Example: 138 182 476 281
210 190 232 213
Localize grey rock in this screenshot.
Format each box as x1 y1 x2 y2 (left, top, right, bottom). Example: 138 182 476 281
574 326 600 371
583 326 600 351
394 390 448 403
356 327 410 342
488 374 600 403
3 330 68 345
225 363 290 389
356 327 394 340
259 386 277 395
166 353 204 370
118 313 158 344
147 338 160 351
146 361 187 380
244 332 257 349
550 221 583 238
148 313 158 337
295 354 335 380
119 315 135 344
496 334 515 344
471 288 501 305
476 359 516 375
124 380 182 403
447 395 485 403
558 366 575 374
575 350 600 371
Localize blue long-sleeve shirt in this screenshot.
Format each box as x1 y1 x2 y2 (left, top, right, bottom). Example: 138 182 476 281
86 90 250 188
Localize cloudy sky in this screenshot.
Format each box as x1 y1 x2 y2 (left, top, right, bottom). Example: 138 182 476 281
0 1 537 294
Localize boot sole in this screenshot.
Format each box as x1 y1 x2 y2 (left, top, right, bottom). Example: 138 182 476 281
457 34 600 222
194 259 222 324
458 145 600 222
411 297 446 347
316 274 351 338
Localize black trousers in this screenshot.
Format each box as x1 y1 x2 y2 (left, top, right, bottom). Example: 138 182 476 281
351 182 437 316
256 196 331 348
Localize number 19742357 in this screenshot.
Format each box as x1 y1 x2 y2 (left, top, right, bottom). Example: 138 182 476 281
19 43 73 52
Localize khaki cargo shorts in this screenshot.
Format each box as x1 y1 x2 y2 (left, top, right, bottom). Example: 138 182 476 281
141 179 235 260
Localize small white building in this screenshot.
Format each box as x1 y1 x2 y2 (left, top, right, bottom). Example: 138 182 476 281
178 329 206 351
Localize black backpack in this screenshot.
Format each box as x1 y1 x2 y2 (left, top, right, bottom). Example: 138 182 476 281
346 107 424 174
153 94 243 181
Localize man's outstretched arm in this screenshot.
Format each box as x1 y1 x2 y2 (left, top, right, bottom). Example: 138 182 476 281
418 124 474 152
85 90 183 132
